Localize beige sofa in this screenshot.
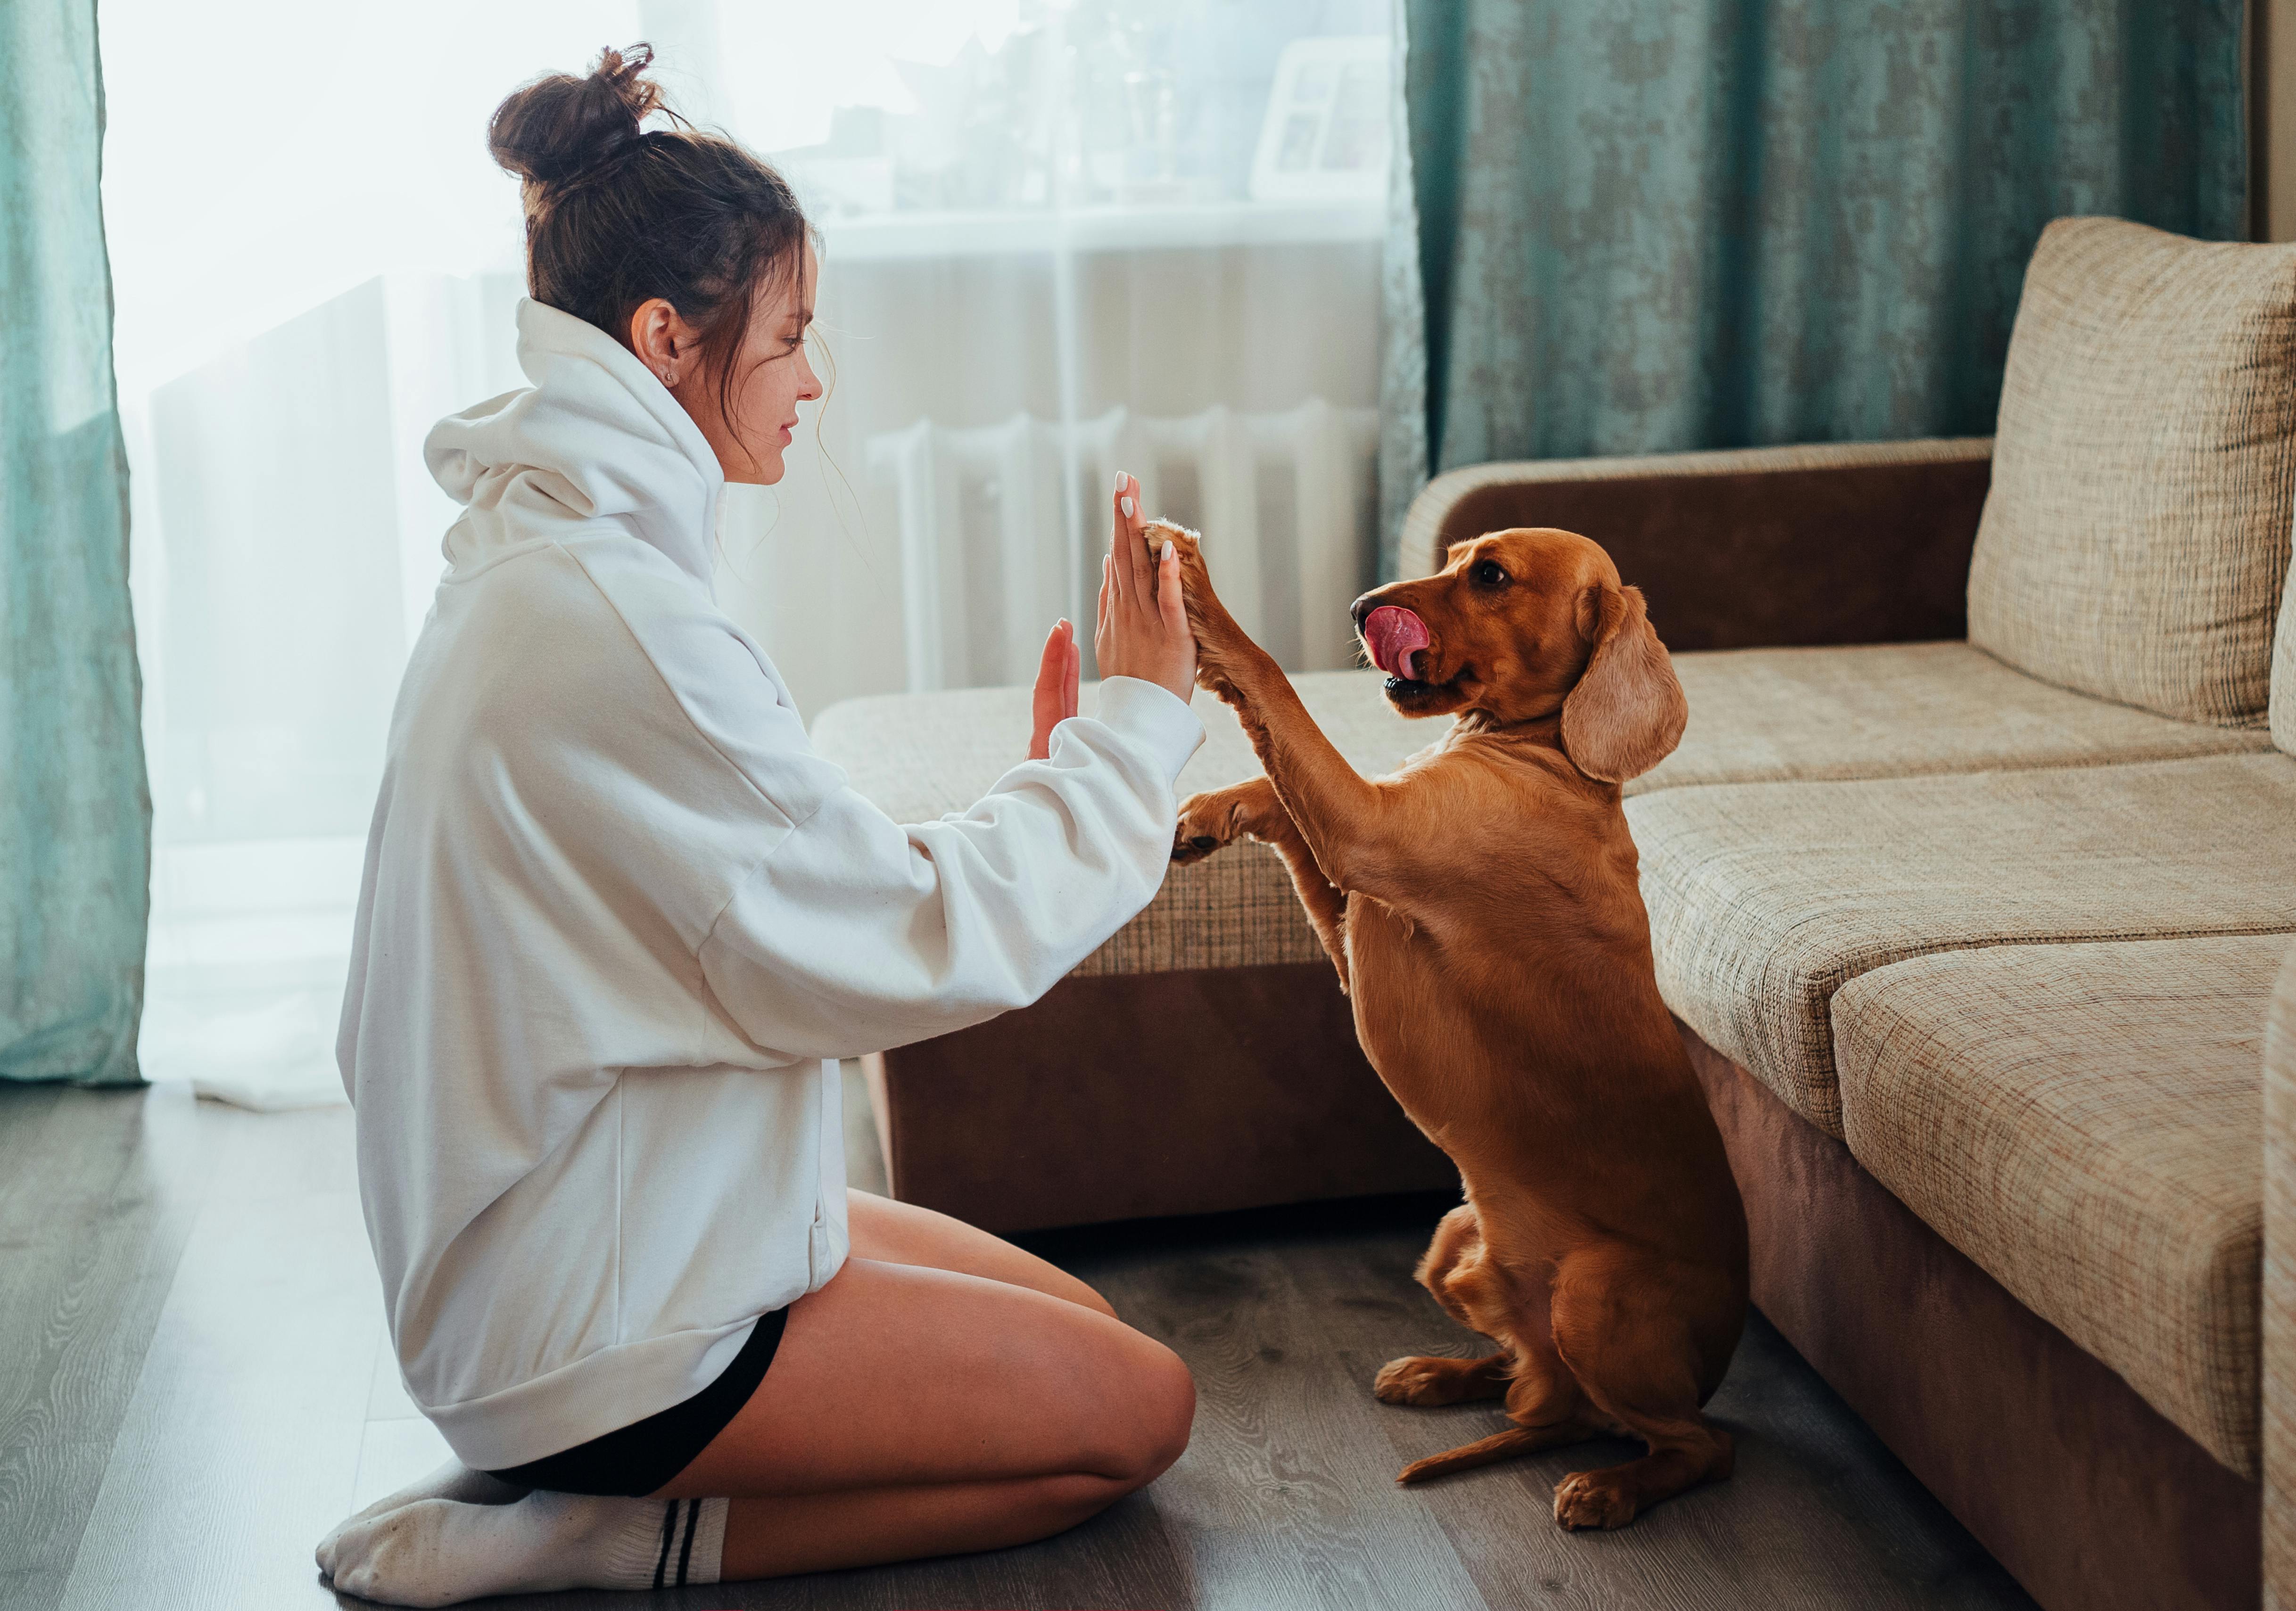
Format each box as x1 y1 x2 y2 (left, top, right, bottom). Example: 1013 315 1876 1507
814 218 2296 1609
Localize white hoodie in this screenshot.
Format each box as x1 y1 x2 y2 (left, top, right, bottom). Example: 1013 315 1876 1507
339 299 1204 1471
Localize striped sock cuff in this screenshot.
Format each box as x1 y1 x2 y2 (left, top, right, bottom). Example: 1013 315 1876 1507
686 1496 729 1585
638 1497 729 1588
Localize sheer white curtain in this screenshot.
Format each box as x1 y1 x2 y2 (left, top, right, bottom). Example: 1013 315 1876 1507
101 0 1393 1108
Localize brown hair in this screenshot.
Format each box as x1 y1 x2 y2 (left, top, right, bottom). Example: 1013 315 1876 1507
488 45 810 425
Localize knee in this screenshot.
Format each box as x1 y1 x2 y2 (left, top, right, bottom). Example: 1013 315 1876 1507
1126 1341 1197 1486
1091 1340 1195 1490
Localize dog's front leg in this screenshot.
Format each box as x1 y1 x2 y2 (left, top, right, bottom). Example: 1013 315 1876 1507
1150 524 1394 899
1173 777 1350 991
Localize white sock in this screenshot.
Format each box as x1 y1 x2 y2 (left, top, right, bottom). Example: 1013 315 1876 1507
322 1490 728 1607
314 1461 527 1580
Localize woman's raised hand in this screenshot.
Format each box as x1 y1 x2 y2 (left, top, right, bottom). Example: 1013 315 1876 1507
1093 470 1197 705
1025 618 1081 761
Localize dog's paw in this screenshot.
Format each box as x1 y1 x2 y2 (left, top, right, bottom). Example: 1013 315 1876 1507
1140 518 1203 573
1373 1355 1474 1407
1142 521 1249 677
1171 791 1235 864
1171 832 1222 865
1552 1469 1639 1531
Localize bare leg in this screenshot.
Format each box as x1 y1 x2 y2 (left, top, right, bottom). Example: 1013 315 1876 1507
654 1256 1194 1578
845 1187 1113 1316
326 1201 1174 1599
1173 776 1350 990
687 1192 1137 1574
719 1471 1142 1578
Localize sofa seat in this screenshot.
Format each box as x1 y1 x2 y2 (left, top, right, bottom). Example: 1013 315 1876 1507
813 649 2274 979
1642 641 2271 796
1627 752 2296 1137
1832 936 2290 1478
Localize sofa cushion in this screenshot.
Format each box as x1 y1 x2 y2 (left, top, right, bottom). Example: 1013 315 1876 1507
1966 217 2296 726
811 673 1433 977
1628 752 2296 1136
1833 936 2288 1478
1638 641 2270 796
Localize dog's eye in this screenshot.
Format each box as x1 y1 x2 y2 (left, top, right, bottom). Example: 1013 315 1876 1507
1472 559 1507 587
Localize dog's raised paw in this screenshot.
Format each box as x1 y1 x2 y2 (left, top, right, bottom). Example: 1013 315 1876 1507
1170 791 1237 863
1552 1469 1638 1530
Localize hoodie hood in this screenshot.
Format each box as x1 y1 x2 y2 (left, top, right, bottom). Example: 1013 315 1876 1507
425 299 725 590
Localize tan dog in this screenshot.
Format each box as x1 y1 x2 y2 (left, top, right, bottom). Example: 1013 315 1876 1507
1161 521 1748 1529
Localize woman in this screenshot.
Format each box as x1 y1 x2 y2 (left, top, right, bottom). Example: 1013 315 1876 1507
318 47 1201 1606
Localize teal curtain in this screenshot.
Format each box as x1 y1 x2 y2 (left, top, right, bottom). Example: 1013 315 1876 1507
2 0 150 1085
1379 0 2248 576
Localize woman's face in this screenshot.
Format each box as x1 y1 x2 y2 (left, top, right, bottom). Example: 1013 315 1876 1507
654 239 822 486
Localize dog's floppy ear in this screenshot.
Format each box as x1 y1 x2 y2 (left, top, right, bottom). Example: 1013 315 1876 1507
1560 584 1687 784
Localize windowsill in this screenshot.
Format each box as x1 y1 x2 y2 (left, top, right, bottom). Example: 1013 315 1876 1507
814 198 1386 261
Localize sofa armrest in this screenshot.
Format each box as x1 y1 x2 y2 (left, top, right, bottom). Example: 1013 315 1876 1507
1400 437 1994 652
2266 942 2296 1610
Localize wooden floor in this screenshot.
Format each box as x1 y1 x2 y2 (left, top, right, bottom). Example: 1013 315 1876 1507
0 1077 2037 1611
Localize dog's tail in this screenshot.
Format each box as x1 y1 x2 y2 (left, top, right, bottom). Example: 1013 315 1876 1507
1396 1426 1557 1485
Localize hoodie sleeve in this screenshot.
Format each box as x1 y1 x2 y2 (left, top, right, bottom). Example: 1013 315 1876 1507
694 675 1202 1061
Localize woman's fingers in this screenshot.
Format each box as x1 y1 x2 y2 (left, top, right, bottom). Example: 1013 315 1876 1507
1107 472 1136 608
1094 554 1114 673
1116 473 1154 607
1027 618 1071 762
1156 541 1186 633
1157 540 1197 692
1063 633 1080 721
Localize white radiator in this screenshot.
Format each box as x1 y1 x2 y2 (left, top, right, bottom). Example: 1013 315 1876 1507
869 400 1380 690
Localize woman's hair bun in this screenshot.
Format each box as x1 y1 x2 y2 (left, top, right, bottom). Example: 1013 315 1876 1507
488 44 668 187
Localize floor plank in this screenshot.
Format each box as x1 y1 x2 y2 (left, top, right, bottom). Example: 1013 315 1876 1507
51 1101 376 1611
0 1084 216 1611
0 1085 2041 1610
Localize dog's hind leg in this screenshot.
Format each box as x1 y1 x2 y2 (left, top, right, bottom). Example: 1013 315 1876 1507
1384 1208 1602 1478
1173 777 1349 989
1393 1352 1601 1482
1544 1244 1736 1530
1376 1206 1502 1403
1373 1352 1509 1406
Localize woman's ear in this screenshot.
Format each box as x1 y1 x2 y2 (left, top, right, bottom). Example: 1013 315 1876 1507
626 297 699 387
1560 584 1687 784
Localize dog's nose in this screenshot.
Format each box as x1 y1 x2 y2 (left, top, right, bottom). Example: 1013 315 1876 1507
1350 593 1379 631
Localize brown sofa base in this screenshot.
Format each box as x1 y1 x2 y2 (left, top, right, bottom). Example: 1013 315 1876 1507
1682 1026 2260 1611
863 962 1457 1233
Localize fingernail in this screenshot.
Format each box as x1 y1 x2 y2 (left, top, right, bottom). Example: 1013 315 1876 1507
1162 539 1175 561
1121 496 1135 518
1114 471 1126 492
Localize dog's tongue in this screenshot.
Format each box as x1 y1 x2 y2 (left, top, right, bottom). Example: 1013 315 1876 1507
1363 605 1431 681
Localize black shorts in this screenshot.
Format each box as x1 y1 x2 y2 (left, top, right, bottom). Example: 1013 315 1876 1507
485 1307 789 1497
